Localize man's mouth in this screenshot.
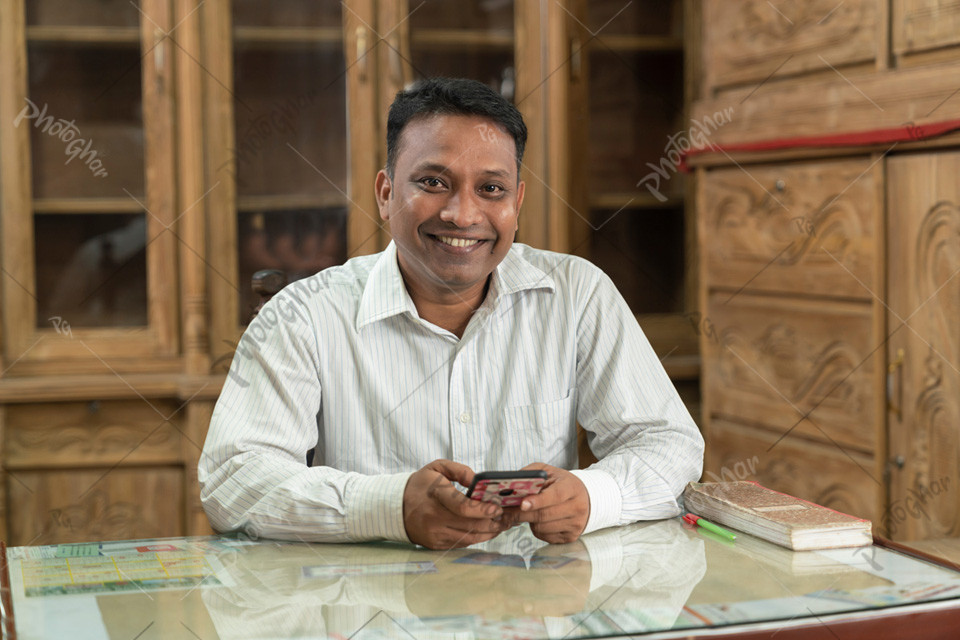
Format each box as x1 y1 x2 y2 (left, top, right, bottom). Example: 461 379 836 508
434 235 482 248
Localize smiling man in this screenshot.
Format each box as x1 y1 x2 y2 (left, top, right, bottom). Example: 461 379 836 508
199 78 704 550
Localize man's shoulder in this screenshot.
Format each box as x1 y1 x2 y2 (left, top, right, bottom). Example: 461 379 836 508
508 244 607 290
276 252 382 306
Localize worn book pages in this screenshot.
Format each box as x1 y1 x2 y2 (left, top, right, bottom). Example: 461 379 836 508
682 481 872 551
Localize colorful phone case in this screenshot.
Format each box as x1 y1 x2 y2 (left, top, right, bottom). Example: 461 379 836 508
467 474 547 507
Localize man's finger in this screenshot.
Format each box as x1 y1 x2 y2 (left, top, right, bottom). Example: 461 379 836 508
434 481 503 519
426 459 476 488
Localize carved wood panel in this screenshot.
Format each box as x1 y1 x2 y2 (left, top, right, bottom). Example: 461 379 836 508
700 159 881 299
4 400 182 468
887 152 960 542
894 0 960 57
702 0 877 89
706 418 880 523
702 292 878 454
7 467 183 545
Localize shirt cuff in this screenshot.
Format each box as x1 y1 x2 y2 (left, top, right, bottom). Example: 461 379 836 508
570 468 622 535
345 471 413 543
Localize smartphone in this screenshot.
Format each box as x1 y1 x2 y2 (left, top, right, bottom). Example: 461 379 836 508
466 470 548 507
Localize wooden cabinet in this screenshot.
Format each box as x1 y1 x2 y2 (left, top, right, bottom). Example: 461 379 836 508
886 152 960 540
693 0 960 539
702 0 878 89
4 0 686 544
561 0 701 418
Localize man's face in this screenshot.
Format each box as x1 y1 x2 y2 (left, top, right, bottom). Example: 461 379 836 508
375 114 525 301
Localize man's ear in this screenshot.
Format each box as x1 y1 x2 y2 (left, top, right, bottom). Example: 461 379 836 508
375 170 392 221
515 180 525 230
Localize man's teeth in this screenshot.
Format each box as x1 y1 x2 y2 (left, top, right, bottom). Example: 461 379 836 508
436 236 480 248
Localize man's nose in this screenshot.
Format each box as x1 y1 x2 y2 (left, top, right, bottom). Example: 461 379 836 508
439 190 484 227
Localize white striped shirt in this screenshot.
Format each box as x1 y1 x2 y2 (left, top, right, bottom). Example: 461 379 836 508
199 242 703 543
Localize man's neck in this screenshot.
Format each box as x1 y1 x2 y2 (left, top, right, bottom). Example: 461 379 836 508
403 278 490 339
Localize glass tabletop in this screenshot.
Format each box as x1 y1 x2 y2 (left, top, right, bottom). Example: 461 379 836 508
7 519 960 639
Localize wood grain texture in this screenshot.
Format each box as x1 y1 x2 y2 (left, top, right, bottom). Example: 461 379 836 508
142 0 179 359
4 400 182 468
706 418 880 523
0 0 37 364
8 467 183 545
886 152 960 542
343 0 382 257
702 0 877 89
0 407 6 542
894 0 960 57
183 400 214 535
703 292 878 454
201 0 242 372
174 0 208 375
692 63 960 149
700 159 882 299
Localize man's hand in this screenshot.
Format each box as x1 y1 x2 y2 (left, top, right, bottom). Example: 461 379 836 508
506 463 589 544
403 459 508 549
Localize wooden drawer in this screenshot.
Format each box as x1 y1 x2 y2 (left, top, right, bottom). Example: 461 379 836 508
7 467 183 545
894 0 960 58
4 400 182 469
702 0 877 89
705 418 880 523
702 292 879 454
699 159 881 300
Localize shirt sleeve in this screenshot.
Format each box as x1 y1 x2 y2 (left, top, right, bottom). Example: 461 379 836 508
198 291 412 543
572 269 704 533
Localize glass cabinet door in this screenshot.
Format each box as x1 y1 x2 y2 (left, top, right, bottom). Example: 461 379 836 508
377 0 545 245
405 0 515 94
0 0 178 368
231 0 350 324
205 0 380 365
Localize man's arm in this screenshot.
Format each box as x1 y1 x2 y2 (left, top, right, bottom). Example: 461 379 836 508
569 270 705 534
199 290 508 547
199 292 411 542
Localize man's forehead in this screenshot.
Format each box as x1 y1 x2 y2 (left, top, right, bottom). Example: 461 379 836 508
396 114 516 164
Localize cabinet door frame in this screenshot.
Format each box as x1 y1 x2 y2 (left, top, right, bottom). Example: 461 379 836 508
0 0 179 373
886 151 960 541
202 0 379 361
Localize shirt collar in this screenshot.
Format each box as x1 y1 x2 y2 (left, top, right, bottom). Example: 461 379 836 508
356 242 418 330
487 243 556 303
356 242 556 330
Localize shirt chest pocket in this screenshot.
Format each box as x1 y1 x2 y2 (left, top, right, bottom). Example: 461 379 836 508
490 389 577 468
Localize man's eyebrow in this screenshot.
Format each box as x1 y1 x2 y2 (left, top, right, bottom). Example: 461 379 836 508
478 168 512 179
411 161 450 175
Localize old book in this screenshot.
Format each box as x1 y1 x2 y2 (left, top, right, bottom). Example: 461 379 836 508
682 481 872 551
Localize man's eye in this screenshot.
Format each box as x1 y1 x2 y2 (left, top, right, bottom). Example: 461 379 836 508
481 184 505 195
420 177 445 189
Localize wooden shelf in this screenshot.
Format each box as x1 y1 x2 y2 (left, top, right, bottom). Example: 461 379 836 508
411 29 513 51
33 198 144 215
26 25 140 45
233 26 342 46
0 373 224 403
590 192 684 210
237 193 348 212
587 34 683 53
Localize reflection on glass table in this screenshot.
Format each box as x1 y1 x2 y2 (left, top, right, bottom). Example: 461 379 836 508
7 519 960 639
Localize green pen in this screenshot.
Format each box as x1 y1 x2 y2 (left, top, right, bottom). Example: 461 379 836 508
683 513 737 542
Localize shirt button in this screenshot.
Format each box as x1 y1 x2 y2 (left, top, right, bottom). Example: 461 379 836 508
459 412 472 424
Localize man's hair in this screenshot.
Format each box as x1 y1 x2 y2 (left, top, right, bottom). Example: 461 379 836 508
385 77 527 179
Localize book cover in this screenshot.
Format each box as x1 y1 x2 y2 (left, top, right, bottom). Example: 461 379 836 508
682 481 872 551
